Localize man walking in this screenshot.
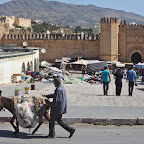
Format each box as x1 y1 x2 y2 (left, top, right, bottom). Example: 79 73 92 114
43 76 75 138
114 68 123 96
123 67 127 79
127 66 137 96
101 66 111 95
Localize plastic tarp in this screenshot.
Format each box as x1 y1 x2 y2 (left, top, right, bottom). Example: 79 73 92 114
72 59 88 65
135 62 144 69
63 78 86 84
87 61 107 72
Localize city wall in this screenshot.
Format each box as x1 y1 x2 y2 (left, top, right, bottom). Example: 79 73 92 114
119 21 144 62
2 34 100 62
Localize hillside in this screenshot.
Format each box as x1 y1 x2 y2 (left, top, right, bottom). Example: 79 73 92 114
0 0 144 27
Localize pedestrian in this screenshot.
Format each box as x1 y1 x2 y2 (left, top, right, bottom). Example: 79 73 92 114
123 67 127 79
101 66 111 95
126 66 137 96
82 65 86 77
43 76 75 138
114 68 123 96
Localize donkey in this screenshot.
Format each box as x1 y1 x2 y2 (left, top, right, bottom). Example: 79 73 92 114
0 90 50 135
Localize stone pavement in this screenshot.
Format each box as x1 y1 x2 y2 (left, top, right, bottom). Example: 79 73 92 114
0 73 144 125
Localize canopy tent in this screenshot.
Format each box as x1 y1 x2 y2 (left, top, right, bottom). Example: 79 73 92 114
87 61 107 72
72 59 88 65
135 62 144 69
116 63 125 68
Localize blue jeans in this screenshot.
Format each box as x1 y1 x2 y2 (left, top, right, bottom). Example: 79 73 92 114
103 82 109 95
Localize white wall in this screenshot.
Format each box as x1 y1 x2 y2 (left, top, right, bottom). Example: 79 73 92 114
0 49 39 84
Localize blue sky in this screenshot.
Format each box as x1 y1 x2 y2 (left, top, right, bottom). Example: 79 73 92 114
0 0 144 16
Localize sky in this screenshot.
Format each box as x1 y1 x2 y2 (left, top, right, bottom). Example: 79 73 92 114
0 0 144 16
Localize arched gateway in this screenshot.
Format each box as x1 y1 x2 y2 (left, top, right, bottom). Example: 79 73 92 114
131 52 142 63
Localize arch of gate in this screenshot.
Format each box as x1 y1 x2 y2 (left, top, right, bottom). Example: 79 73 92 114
131 52 142 63
128 46 144 62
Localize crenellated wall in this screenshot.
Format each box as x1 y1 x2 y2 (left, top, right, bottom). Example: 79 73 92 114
3 33 99 41
119 20 144 62
2 34 100 62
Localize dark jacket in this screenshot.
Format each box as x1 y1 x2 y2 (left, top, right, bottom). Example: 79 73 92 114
114 71 123 85
46 84 67 115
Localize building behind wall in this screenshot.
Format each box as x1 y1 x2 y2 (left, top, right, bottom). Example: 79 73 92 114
93 25 100 35
14 18 31 28
0 20 9 45
0 16 31 29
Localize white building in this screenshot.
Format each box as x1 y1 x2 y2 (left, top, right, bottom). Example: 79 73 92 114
0 47 40 84
93 25 100 35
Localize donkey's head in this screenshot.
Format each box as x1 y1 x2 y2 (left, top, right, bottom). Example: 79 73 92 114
0 90 3 111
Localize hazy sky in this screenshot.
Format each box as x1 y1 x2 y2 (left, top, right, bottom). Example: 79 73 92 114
0 0 144 16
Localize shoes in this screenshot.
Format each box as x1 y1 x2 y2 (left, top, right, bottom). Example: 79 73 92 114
104 90 108 95
69 129 75 138
44 135 56 139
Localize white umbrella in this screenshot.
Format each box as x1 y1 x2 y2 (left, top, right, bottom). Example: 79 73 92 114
72 59 88 65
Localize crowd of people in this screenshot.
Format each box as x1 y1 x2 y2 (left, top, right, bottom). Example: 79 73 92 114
101 66 137 96
81 65 139 96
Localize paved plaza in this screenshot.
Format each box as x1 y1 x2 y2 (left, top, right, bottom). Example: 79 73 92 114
0 73 144 122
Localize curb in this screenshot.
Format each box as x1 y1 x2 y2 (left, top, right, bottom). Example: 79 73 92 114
1 117 144 125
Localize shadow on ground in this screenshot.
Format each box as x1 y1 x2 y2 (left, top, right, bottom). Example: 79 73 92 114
137 88 144 91
0 130 43 139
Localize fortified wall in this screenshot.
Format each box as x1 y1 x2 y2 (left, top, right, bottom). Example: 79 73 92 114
2 34 100 62
100 17 119 61
119 20 144 63
1 17 144 63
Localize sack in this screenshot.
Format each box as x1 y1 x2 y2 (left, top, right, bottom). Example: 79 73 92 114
15 101 37 128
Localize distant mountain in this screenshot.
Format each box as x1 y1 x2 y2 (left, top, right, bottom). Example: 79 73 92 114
1 0 144 28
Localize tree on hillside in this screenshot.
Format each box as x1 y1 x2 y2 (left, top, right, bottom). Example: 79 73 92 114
32 22 61 33
74 26 82 33
74 26 93 34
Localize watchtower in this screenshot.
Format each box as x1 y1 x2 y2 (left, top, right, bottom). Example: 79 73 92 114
100 17 119 61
